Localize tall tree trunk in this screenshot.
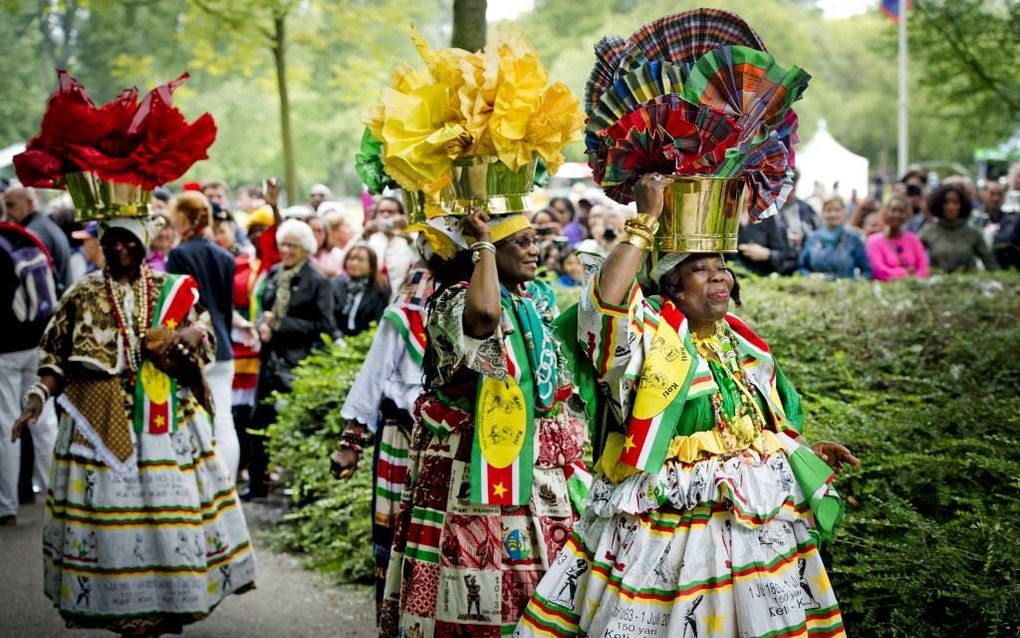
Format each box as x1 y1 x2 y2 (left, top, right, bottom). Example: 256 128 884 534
272 13 298 206
37 0 79 68
451 0 487 51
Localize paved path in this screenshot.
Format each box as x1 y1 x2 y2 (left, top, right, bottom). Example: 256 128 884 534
0 501 375 637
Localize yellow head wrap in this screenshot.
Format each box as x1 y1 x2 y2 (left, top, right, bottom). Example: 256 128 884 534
489 214 532 243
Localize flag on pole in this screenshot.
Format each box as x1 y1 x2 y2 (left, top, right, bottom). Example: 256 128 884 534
880 0 912 22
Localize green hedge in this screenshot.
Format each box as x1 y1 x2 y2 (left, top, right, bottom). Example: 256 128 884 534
265 273 1020 636
264 329 376 583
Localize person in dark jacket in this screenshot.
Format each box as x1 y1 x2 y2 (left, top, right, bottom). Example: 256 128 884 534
167 191 241 482
0 221 58 526
3 187 71 295
735 212 799 276
248 219 335 498
332 244 389 337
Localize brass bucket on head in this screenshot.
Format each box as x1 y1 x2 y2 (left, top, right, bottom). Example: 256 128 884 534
64 172 151 221
657 176 747 253
449 155 536 214
402 187 461 223
402 189 428 226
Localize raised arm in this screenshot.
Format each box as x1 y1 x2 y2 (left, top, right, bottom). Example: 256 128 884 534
264 177 283 226
597 173 670 306
460 209 502 339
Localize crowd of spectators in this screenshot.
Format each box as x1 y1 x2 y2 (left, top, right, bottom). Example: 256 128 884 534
524 165 1020 285
2 162 1019 506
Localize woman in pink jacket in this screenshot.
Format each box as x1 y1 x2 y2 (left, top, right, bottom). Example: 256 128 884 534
866 195 930 281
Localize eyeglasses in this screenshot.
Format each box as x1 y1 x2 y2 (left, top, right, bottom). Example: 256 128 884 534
279 241 303 250
498 236 539 249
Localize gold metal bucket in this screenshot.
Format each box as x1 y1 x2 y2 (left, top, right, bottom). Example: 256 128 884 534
657 176 747 253
64 172 151 221
449 155 536 214
403 187 462 223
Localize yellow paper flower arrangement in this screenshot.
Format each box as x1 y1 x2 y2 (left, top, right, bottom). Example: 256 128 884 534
364 26 582 197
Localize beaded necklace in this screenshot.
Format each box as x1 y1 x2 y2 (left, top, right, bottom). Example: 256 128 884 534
103 264 154 382
691 322 769 451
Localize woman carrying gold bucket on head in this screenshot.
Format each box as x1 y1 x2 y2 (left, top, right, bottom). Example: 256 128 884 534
515 8 859 638
515 173 858 638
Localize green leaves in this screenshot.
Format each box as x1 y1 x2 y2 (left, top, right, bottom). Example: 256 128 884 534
737 272 1020 636
264 329 377 583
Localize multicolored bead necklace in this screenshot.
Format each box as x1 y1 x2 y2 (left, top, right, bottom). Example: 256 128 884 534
691 323 768 451
103 264 153 382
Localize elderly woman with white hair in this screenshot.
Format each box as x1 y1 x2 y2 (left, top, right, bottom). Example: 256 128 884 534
312 203 359 277
247 219 336 499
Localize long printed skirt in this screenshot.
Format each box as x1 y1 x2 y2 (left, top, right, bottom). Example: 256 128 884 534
372 399 413 611
515 449 845 638
43 401 256 634
379 397 586 637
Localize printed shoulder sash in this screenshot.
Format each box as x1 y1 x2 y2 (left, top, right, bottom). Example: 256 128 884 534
133 274 200 434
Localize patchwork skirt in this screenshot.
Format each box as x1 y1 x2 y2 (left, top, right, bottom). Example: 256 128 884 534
379 396 586 637
515 448 845 638
43 395 256 633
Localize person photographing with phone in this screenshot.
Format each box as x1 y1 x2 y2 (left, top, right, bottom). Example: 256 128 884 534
364 196 417 301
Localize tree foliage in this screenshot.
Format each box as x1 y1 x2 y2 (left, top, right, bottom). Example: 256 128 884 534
0 0 440 201
1 1 1016 195
908 0 1020 158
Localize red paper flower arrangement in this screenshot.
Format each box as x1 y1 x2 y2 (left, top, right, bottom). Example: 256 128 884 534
14 70 216 191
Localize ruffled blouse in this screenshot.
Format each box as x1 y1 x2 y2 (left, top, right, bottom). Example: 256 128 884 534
576 275 802 443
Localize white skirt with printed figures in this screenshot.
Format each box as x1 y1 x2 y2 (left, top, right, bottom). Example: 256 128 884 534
515 442 846 638
42 395 256 634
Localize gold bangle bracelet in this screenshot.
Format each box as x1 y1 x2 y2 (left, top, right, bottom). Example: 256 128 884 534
623 225 655 244
620 232 651 251
628 213 661 235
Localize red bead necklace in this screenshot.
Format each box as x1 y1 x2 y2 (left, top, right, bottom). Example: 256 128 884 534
103 265 154 383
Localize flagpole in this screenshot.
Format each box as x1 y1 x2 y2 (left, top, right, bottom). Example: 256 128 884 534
897 0 908 178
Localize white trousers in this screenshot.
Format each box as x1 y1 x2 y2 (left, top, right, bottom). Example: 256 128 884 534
0 349 57 517
205 359 239 484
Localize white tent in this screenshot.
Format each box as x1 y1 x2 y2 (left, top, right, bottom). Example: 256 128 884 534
795 120 869 201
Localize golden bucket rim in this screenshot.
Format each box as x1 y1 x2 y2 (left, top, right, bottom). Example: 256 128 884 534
401 188 531 221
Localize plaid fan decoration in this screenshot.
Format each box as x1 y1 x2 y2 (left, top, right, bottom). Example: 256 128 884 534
585 36 629 114
589 96 741 204
583 9 809 219
624 8 766 72
682 46 810 148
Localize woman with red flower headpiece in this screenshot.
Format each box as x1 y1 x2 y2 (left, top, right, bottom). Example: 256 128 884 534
12 71 256 637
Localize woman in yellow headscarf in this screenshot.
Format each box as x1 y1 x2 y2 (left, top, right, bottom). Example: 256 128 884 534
379 210 588 637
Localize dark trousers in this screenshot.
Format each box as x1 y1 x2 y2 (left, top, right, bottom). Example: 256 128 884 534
233 404 254 473
18 428 34 503
246 400 275 498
